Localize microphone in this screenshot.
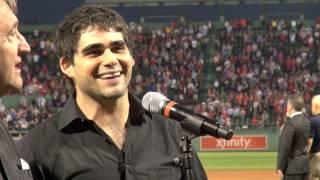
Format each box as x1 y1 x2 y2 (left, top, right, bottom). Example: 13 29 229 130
142 92 233 140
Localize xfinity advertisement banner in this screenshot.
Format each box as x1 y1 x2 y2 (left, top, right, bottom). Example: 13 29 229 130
200 135 268 151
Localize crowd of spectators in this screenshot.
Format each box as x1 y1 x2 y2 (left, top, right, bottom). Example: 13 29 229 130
129 20 210 101
1 18 320 133
195 18 320 129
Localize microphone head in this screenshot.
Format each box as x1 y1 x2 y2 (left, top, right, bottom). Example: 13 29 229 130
142 92 169 114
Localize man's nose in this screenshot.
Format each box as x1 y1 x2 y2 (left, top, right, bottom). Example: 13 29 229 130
18 31 31 54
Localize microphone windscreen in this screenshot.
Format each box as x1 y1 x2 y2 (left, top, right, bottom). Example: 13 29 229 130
142 92 168 113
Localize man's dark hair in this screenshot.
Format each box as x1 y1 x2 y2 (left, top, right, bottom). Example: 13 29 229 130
55 4 129 62
288 95 304 112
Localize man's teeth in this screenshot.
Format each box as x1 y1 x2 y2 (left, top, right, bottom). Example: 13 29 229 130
100 72 121 79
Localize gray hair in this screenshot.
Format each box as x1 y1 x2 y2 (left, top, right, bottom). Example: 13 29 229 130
4 0 17 14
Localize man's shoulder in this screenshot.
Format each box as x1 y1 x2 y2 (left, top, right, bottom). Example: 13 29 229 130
17 113 63 163
284 114 308 129
291 113 308 122
147 113 182 135
148 113 180 127
21 113 60 144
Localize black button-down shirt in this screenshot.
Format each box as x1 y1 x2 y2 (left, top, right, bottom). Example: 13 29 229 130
0 120 33 180
18 93 207 180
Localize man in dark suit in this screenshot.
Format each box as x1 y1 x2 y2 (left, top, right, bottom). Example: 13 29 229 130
277 95 311 180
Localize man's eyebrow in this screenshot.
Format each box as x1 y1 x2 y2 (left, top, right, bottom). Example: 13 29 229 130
5 19 18 34
110 40 126 46
81 40 126 54
81 43 105 54
0 20 18 39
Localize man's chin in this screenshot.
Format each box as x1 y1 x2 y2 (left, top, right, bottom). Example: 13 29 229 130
105 92 126 100
102 88 128 100
7 81 23 93
8 87 22 94
0 87 20 96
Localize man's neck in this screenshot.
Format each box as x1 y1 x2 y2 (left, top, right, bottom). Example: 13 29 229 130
76 92 128 119
76 92 130 149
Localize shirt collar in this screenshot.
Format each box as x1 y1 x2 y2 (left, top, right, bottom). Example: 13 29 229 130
290 111 303 118
58 92 147 131
58 92 87 131
128 93 149 125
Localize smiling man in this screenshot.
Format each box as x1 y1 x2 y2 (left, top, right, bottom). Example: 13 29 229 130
0 0 33 179
18 4 207 180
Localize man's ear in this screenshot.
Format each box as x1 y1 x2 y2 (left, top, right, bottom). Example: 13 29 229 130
59 57 74 79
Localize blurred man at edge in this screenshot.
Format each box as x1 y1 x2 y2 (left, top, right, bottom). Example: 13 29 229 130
0 0 33 179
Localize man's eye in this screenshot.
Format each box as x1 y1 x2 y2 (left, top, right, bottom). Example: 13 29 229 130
87 49 104 57
111 45 125 53
7 30 19 41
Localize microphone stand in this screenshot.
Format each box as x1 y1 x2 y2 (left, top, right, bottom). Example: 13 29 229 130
179 134 196 180
173 114 203 180
170 109 232 180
